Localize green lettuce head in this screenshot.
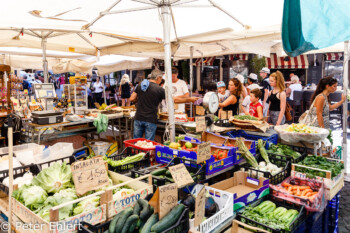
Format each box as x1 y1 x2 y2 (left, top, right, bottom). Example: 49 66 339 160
73 196 100 216
21 185 48 210
33 162 73 193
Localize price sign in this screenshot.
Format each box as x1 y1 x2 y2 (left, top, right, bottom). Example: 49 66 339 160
159 183 178 219
174 103 179 110
221 111 227 120
197 142 211 164
168 164 194 188
228 111 233 119
194 186 206 227
196 106 205 116
196 116 206 132
71 157 109 196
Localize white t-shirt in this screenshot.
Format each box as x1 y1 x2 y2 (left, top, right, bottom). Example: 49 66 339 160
289 83 302 100
218 90 230 103
170 79 189 113
93 81 104 93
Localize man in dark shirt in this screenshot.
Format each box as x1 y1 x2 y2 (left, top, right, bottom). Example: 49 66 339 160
259 67 271 117
131 69 165 140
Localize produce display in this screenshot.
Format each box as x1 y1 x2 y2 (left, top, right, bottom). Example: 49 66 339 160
233 115 258 121
107 198 185 233
2 172 33 188
280 183 319 201
134 141 155 149
266 144 302 160
284 124 317 134
295 155 344 179
104 152 146 167
240 200 299 231
182 191 219 220
237 137 258 168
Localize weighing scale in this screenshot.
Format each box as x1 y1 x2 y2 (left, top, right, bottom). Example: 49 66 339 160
32 83 63 125
202 91 219 130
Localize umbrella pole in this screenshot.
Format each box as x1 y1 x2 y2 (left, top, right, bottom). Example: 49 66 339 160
7 114 13 233
161 4 175 142
41 37 48 83
343 41 349 174
189 46 194 117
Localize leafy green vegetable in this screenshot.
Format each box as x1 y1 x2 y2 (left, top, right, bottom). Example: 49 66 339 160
13 185 48 211
267 144 301 160
296 156 344 179
73 196 100 216
32 162 73 194
234 115 258 121
257 139 270 163
104 153 145 167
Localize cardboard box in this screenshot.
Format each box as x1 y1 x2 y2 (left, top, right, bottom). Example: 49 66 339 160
231 220 270 233
12 172 153 233
210 171 269 212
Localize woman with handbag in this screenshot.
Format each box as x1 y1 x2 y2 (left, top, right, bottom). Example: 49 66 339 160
304 77 346 128
267 71 287 125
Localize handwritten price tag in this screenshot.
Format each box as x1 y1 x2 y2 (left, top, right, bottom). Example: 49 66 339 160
197 142 211 164
221 111 227 120
196 106 205 116
159 183 178 220
228 111 233 119
196 116 206 132
168 164 194 188
71 157 109 196
194 186 206 227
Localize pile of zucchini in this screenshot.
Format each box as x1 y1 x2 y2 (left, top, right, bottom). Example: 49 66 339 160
108 198 185 233
151 168 175 184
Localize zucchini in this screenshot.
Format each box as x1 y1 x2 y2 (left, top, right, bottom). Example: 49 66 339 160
133 201 141 215
140 213 159 233
128 221 137 233
115 207 133 233
109 210 124 233
151 204 185 232
140 204 151 220
151 168 167 176
121 214 139 233
165 170 172 177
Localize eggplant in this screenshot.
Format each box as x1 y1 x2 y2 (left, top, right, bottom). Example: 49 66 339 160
182 195 195 211
205 196 218 217
144 193 154 201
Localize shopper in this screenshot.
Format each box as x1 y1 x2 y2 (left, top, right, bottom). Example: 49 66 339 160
92 76 104 105
267 71 286 125
119 74 131 106
286 75 302 101
242 88 263 120
218 78 242 116
260 67 271 117
307 76 346 129
171 67 189 113
217 81 230 103
246 73 260 94
105 82 115 105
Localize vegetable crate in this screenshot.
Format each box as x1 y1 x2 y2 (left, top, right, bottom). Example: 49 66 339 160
36 154 77 170
239 153 291 185
123 138 163 151
79 208 189 233
107 147 151 174
131 157 205 193
227 129 278 149
270 176 327 212
236 195 306 233
266 144 308 167
0 164 40 197
189 185 234 233
291 157 344 191
327 192 340 232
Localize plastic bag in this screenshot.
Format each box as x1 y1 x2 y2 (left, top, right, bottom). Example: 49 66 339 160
38 143 74 163
274 125 329 143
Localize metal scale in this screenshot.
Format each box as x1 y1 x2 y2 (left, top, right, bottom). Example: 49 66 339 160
202 91 220 131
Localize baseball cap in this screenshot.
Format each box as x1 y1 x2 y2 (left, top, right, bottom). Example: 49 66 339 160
216 81 226 88
247 83 262 90
259 67 270 74
248 73 258 80
235 74 245 84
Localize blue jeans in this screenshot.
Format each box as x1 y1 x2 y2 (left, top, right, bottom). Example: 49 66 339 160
133 120 157 141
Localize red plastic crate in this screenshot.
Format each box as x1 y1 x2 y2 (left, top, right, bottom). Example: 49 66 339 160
123 138 163 151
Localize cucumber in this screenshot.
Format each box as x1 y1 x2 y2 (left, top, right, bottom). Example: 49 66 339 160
121 214 139 233
150 168 167 176
151 204 185 232
114 207 133 233
128 220 137 233
133 201 141 215
140 204 151 220
140 213 159 233
109 210 124 233
165 170 172 177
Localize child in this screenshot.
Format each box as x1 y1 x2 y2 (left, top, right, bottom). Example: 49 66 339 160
217 81 230 102
243 88 263 120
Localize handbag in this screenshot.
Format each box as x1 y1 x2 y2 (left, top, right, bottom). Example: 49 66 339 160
299 98 318 125
285 102 293 121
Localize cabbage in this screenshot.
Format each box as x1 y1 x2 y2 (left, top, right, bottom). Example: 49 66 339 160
73 196 100 216
32 162 73 193
37 205 53 222
19 185 48 210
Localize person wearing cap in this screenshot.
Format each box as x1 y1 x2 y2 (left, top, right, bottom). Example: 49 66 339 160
170 67 189 113
246 73 261 94
241 77 263 114
217 81 230 103
259 67 271 117
286 75 302 101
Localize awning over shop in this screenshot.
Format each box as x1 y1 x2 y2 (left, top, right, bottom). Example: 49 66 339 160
193 57 216 66
229 54 249 61
266 54 309 69
325 52 343 61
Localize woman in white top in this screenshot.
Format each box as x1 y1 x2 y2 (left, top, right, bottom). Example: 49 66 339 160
286 75 302 101
92 76 104 105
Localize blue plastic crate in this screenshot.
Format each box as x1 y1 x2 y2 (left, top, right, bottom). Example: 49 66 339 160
323 204 329 233
227 130 278 149
328 193 340 229
306 211 324 233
